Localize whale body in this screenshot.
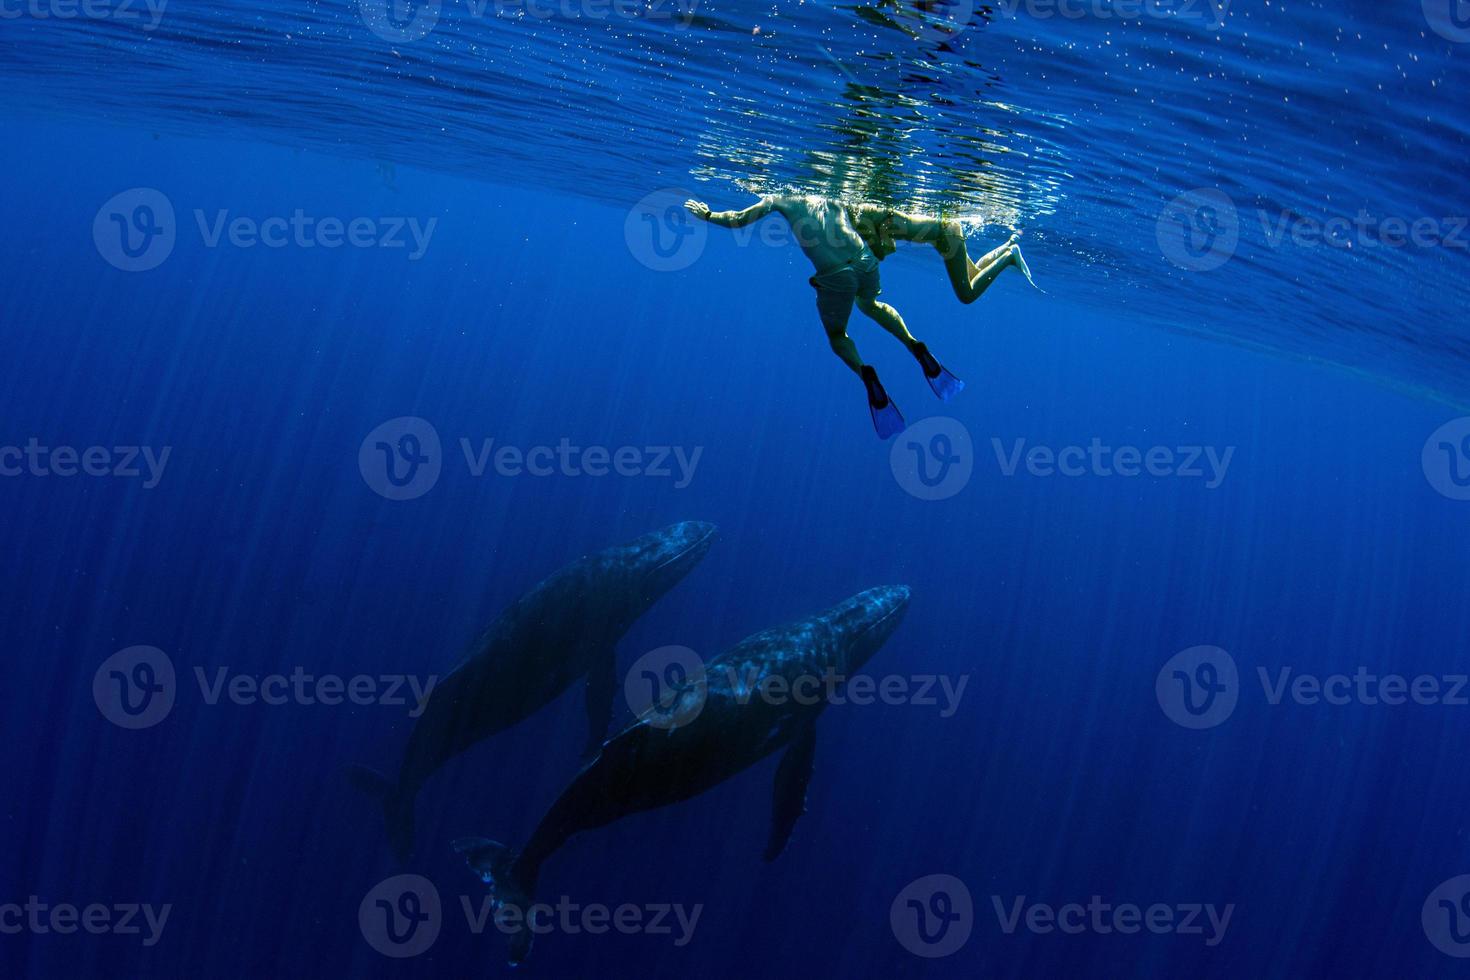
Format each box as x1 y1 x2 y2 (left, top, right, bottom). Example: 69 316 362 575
350 521 718 861
455 584 911 964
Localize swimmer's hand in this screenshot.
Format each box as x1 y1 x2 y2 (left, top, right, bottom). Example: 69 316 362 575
684 200 712 221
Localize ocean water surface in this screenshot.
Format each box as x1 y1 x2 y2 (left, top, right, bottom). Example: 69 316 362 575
3 0 1470 976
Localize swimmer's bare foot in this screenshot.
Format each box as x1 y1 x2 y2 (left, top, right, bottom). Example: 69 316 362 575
1008 240 1040 290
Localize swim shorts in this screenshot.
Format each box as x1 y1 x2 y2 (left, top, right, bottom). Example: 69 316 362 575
809 250 881 333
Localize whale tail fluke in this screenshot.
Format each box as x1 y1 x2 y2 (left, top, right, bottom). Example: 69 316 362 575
454 837 536 965
347 765 414 864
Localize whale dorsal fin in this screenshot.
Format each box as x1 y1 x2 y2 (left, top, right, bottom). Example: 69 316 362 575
764 723 817 862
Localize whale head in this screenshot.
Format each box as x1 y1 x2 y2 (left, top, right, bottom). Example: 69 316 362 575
825 584 912 674
626 521 719 599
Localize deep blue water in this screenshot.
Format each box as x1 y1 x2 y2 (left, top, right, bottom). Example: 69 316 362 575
4 0 1470 975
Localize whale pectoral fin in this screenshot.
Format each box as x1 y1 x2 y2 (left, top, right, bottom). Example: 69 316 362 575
764 723 817 862
582 648 616 762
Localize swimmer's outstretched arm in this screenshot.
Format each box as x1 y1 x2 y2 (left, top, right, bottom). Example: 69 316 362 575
685 197 775 228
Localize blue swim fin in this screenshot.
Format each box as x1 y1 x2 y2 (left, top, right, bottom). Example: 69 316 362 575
861 366 906 439
914 343 966 402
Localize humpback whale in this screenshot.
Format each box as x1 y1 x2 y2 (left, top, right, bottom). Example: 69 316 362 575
454 584 911 964
350 521 718 862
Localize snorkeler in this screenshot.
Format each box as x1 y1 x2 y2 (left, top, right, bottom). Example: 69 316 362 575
684 194 962 439
848 205 1039 303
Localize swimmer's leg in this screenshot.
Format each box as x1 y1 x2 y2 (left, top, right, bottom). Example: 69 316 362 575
856 296 921 355
891 213 1024 304
818 291 865 376
857 298 965 402
970 234 1019 280
940 226 1025 304
956 242 1020 303
821 292 905 438
861 366 906 439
